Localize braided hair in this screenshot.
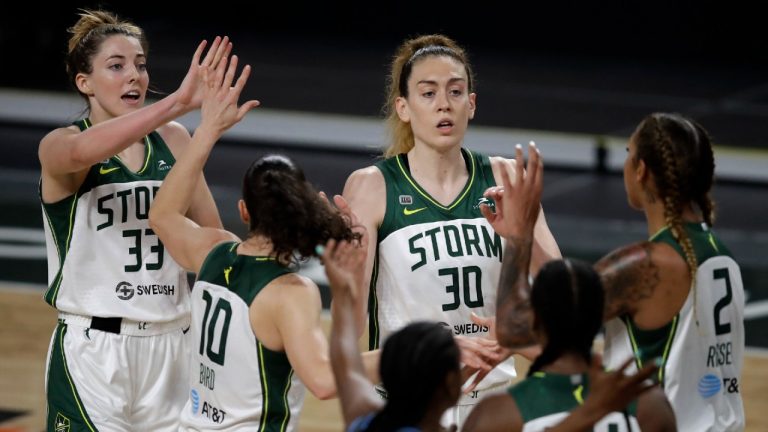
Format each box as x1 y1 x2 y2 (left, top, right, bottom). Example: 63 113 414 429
631 113 717 319
527 259 604 376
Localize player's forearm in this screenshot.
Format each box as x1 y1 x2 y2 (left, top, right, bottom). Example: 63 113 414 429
496 235 536 348
149 127 217 230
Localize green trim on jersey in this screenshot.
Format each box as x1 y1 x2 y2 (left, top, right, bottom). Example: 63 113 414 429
41 192 78 306
367 248 380 350
375 149 496 241
197 242 290 306
40 119 178 307
46 322 98 432
198 241 296 432
76 118 175 191
256 342 296 432
368 149 499 348
621 222 732 384
510 372 637 423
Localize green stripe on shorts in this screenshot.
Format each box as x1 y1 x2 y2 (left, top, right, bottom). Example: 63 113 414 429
46 322 98 432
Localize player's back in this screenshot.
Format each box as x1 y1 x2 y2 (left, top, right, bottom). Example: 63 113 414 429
179 242 305 431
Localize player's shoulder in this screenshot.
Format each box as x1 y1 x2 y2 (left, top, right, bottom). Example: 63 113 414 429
344 166 385 196
156 121 192 153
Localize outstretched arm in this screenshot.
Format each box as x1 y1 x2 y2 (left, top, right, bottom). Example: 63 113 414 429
481 143 543 348
323 231 385 426
39 37 231 177
149 53 259 273
339 169 385 338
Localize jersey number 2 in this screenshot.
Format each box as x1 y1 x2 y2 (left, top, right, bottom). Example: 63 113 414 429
713 267 733 336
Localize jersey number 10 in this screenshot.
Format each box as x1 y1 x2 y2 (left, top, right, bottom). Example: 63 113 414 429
199 291 233 366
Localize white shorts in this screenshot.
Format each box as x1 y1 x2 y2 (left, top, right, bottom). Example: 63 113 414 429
45 314 190 431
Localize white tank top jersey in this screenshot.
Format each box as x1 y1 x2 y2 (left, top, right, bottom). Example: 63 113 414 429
370 149 515 392
40 119 189 323
604 223 745 431
179 242 306 431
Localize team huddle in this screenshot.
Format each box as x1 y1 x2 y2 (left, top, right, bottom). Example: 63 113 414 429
38 9 745 432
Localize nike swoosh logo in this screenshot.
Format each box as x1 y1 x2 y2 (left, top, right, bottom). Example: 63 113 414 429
99 166 120 175
403 207 427 216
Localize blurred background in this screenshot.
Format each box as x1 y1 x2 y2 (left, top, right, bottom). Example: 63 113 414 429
0 0 766 429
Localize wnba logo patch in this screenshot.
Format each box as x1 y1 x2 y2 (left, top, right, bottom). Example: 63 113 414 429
698 374 721 398
191 389 200 413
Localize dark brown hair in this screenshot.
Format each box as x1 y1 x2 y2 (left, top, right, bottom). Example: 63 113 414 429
242 155 358 265
632 112 716 281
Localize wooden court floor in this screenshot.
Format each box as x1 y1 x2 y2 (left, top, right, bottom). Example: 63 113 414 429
1 286 765 431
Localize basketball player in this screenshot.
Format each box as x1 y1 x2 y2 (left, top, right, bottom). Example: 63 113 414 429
463 258 676 431
148 57 378 430
39 9 228 431
322 223 672 432
485 114 745 431
340 34 561 426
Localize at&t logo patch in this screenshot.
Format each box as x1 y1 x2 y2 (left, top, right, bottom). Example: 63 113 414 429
191 389 200 413
698 374 721 398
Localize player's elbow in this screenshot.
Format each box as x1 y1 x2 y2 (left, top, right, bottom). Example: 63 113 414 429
148 207 169 238
306 377 336 400
496 325 535 349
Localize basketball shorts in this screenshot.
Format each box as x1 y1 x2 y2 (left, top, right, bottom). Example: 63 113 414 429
45 313 190 431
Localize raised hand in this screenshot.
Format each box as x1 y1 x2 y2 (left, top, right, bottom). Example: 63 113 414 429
582 353 658 416
174 36 233 113
321 229 369 301
197 54 260 139
480 142 543 240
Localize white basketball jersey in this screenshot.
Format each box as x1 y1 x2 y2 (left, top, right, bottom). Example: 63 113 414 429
604 223 745 431
371 150 515 391
41 120 189 322
180 242 305 431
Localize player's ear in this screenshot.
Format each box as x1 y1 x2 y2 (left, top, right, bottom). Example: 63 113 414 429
395 96 410 123
75 72 94 97
238 199 250 225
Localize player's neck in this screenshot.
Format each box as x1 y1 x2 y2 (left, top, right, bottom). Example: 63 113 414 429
540 352 590 375
407 145 466 183
406 146 468 206
238 234 274 256
644 201 701 237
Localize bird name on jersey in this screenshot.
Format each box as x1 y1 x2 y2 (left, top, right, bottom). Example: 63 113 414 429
200 362 216 390
407 223 502 271
95 185 160 231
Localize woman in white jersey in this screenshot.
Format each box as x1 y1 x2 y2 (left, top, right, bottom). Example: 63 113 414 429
340 33 561 426
323 223 671 432
149 56 379 430
485 115 745 431
39 9 227 431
